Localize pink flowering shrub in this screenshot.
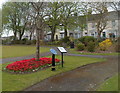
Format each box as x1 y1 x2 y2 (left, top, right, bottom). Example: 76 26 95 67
5 57 60 73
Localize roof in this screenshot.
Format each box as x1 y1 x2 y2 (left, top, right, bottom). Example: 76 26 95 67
87 11 119 22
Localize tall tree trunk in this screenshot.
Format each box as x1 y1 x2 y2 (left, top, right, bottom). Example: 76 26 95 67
19 34 22 40
64 25 67 38
13 31 17 40
40 30 44 40
97 31 101 41
51 26 56 42
19 25 26 40
36 28 40 61
19 31 24 40
29 32 32 40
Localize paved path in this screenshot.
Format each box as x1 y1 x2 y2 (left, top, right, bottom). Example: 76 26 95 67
1 46 116 63
24 56 118 91
1 52 51 64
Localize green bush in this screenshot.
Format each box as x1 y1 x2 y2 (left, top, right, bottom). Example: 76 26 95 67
78 36 96 46
87 41 95 52
25 40 31 45
2 40 8 44
12 40 20 44
115 43 120 52
31 40 36 44
60 36 70 43
76 43 85 51
115 37 120 52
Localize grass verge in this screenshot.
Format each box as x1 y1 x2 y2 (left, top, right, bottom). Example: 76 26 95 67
2 46 50 58
69 49 119 56
2 56 106 91
97 74 118 91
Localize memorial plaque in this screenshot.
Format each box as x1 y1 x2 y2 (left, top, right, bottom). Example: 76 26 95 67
57 47 67 67
57 47 67 53
50 49 57 55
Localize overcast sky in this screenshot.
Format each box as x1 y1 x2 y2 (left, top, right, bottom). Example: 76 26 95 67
0 0 8 8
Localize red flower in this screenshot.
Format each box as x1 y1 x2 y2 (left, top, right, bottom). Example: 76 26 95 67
6 57 60 73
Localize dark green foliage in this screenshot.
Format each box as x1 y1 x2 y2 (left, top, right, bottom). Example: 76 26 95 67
25 40 31 45
76 43 85 51
20 38 28 44
87 41 96 52
115 43 120 52
60 36 70 43
11 40 20 44
31 40 36 44
115 37 120 52
78 36 96 46
46 41 61 45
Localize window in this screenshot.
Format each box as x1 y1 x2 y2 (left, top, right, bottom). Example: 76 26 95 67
103 32 106 38
69 33 73 37
112 20 116 27
92 23 95 28
75 33 78 38
60 33 64 38
91 33 94 36
85 32 87 35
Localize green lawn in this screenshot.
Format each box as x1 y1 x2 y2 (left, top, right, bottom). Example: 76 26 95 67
1 46 50 58
97 74 118 91
2 56 106 91
69 49 119 56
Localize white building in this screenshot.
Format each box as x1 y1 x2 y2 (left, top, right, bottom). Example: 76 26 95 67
19 11 119 41
46 28 82 41
83 11 119 39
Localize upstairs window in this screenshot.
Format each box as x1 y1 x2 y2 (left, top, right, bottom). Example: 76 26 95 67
92 23 95 28
112 20 116 27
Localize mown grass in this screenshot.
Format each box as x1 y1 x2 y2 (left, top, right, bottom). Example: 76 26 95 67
1 46 50 58
69 49 119 56
97 74 118 91
2 56 106 91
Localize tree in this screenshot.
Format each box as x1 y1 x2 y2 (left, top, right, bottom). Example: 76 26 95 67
15 2 30 40
108 2 120 37
79 2 92 36
108 2 120 12
89 2 108 40
30 2 47 60
2 2 30 40
45 2 61 41
59 2 78 38
2 2 18 40
0 9 2 38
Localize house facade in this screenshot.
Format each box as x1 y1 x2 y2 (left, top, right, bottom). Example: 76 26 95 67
20 11 119 41
46 11 119 41
83 11 119 39
46 28 82 41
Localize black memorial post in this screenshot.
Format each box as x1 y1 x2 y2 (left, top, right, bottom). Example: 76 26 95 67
57 47 67 67
50 49 57 71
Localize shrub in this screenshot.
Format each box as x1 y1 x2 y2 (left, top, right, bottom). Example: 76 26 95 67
99 39 112 51
78 36 96 46
31 40 36 44
22 38 28 42
115 43 120 52
11 40 20 44
25 40 31 45
60 36 70 43
115 37 120 52
87 41 95 52
76 43 85 51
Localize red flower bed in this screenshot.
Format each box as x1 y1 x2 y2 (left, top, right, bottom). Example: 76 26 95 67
5 57 60 73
